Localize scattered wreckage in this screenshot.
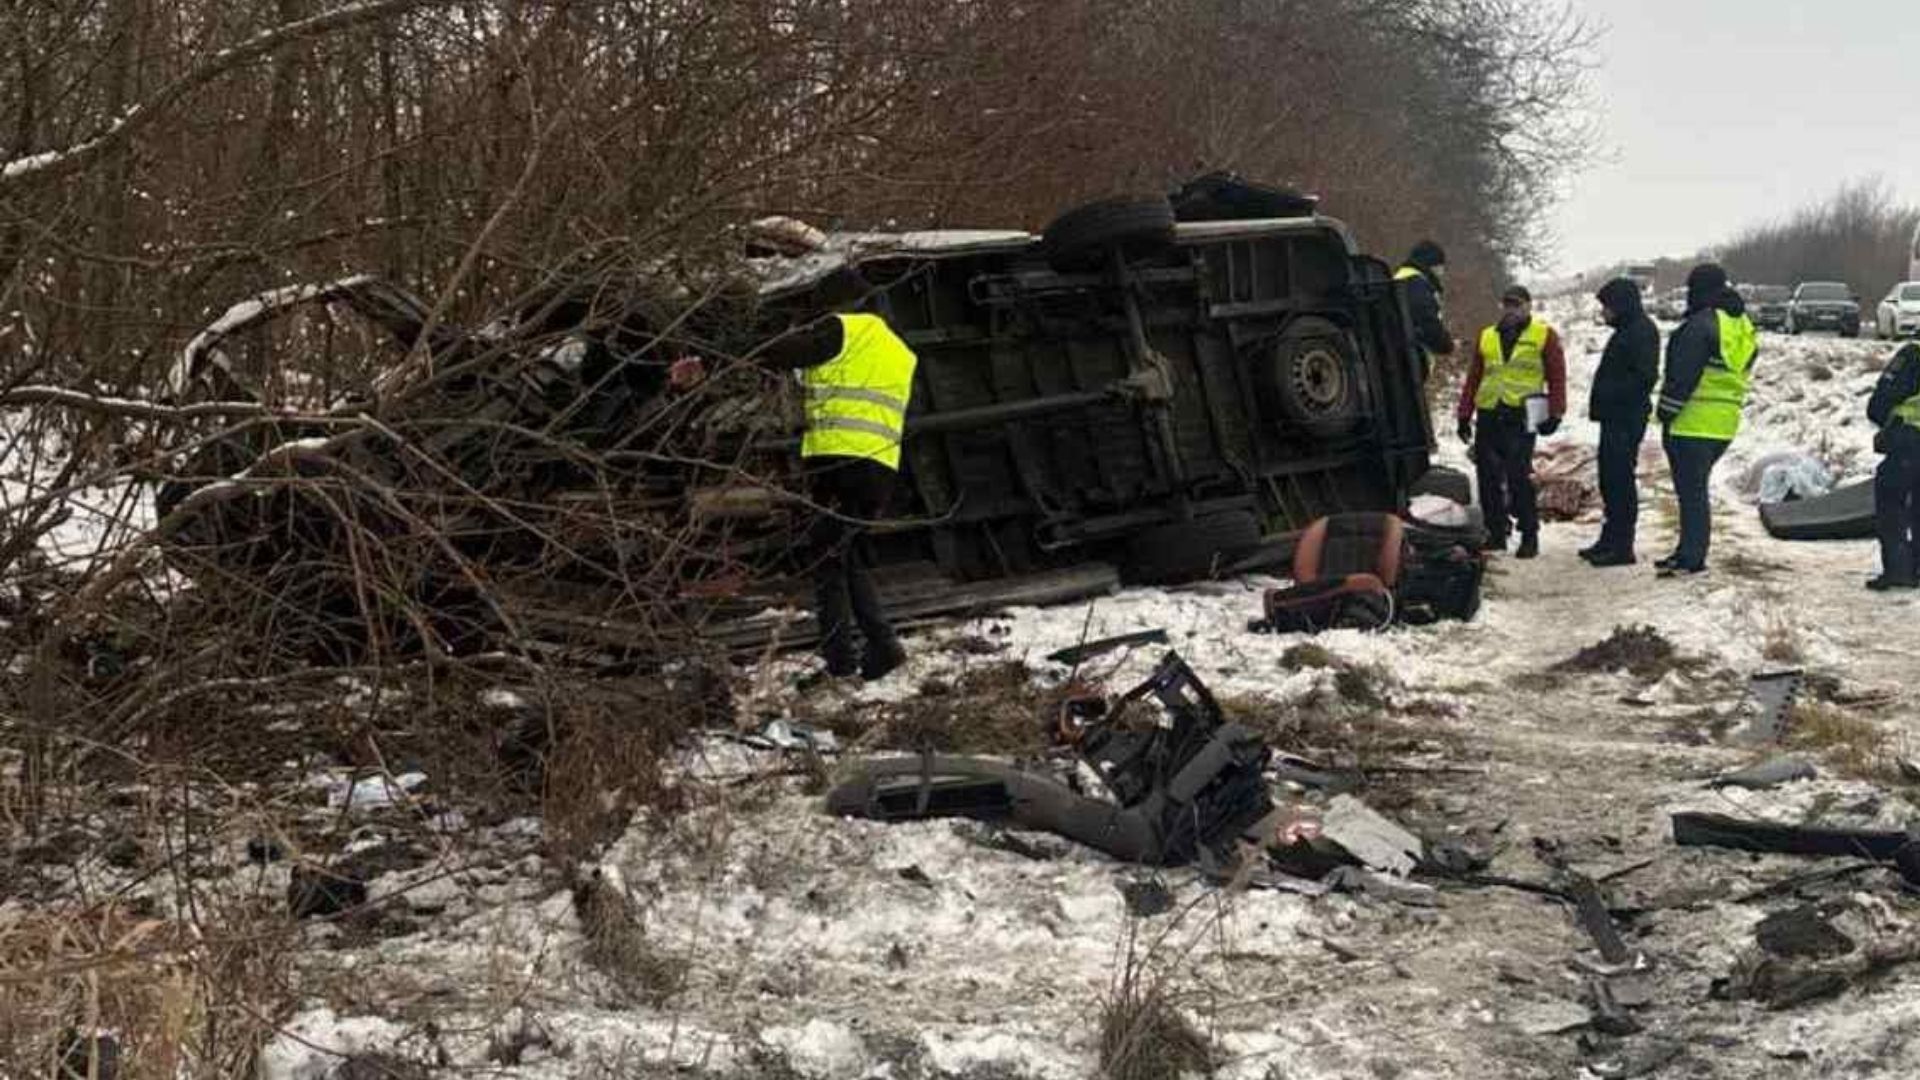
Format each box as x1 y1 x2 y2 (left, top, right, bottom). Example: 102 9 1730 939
152 176 1467 658
829 651 1431 895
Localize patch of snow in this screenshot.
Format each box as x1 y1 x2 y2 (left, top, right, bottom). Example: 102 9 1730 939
256 1008 408 1080
325 770 427 810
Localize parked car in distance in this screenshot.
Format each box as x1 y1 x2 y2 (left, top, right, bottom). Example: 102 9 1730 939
1746 285 1791 331
1785 281 1861 337
1876 281 1920 340
1652 287 1688 322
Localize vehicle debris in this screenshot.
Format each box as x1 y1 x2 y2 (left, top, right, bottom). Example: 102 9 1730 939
1045 628 1169 666
1707 755 1816 789
828 649 1437 890
1724 895 1920 1009
1581 1037 1684 1079
829 652 1273 867
1738 669 1804 743
1566 873 1636 967
1507 999 1593 1036
1759 478 1874 541
1672 811 1918 864
1313 794 1424 877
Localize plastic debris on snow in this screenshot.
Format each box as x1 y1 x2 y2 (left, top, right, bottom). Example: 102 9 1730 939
1750 451 1835 504
1409 493 1470 528
321 770 428 810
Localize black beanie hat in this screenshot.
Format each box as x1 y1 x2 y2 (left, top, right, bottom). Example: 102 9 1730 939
1686 263 1728 297
1408 240 1446 268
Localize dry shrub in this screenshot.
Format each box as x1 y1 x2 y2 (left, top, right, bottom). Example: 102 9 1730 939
1552 624 1691 681
0 900 295 1079
858 661 1058 755
1098 924 1217 1080
541 682 700 868
1279 643 1338 671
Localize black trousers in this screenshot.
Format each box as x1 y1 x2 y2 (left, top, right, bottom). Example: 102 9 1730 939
1874 448 1920 583
1595 417 1647 555
1662 431 1727 569
804 455 898 674
1472 407 1537 541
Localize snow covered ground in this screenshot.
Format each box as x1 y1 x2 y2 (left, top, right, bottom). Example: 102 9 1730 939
13 299 1920 1079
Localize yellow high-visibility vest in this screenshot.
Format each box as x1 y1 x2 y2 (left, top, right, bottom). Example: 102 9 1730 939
800 313 918 470
1894 392 1920 427
1474 319 1551 410
1670 311 1757 441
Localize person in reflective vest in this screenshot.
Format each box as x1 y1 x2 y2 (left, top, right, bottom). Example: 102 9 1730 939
1865 342 1920 590
1455 284 1567 559
1654 263 1757 578
1395 239 1455 383
670 310 918 680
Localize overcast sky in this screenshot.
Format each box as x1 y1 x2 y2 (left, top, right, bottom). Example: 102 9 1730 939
1544 0 1920 276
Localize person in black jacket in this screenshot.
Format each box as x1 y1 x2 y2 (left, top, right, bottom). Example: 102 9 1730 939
1581 278 1661 566
1396 240 1456 378
1865 342 1920 590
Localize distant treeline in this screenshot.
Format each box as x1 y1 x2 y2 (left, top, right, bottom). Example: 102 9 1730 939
0 1 1597 388
1714 179 1920 299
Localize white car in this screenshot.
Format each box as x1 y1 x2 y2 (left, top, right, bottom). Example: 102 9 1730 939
1876 281 1920 340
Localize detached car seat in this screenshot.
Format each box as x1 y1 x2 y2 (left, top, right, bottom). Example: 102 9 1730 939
1254 512 1486 634
1255 513 1408 633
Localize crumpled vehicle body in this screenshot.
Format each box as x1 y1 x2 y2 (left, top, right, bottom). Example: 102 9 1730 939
157 181 1442 657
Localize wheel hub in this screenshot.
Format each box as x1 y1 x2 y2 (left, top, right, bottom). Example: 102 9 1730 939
1291 346 1348 413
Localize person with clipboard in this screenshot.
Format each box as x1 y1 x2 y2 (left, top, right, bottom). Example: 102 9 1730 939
1455 285 1568 559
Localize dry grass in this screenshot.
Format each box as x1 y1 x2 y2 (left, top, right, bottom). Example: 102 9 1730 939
571 869 687 1008
1098 923 1217 1080
1786 701 1899 782
1719 550 1792 582
844 660 1060 756
1761 609 1805 665
0 897 297 1079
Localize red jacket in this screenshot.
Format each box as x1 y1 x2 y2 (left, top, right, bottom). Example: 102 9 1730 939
1456 318 1568 421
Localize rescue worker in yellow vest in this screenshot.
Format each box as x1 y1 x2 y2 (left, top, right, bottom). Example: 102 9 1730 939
1864 341 1920 590
1395 240 1455 380
1455 285 1567 559
670 310 918 680
1654 263 1757 578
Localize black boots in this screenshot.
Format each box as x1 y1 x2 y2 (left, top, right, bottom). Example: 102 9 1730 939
1514 533 1539 560
860 636 908 681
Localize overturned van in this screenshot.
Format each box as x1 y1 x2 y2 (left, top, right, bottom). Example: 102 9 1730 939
159 180 1448 655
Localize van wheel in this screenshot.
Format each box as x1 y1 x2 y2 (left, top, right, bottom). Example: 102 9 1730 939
1262 316 1364 438
1121 512 1262 585
1040 196 1176 272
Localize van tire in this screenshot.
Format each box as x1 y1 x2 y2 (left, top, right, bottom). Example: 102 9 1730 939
1040 197 1177 272
1264 316 1364 438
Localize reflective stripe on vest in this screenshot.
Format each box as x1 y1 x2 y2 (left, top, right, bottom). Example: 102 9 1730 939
1670 311 1758 441
1394 266 1423 283
800 313 918 470
1474 319 1551 410
1894 391 1920 427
